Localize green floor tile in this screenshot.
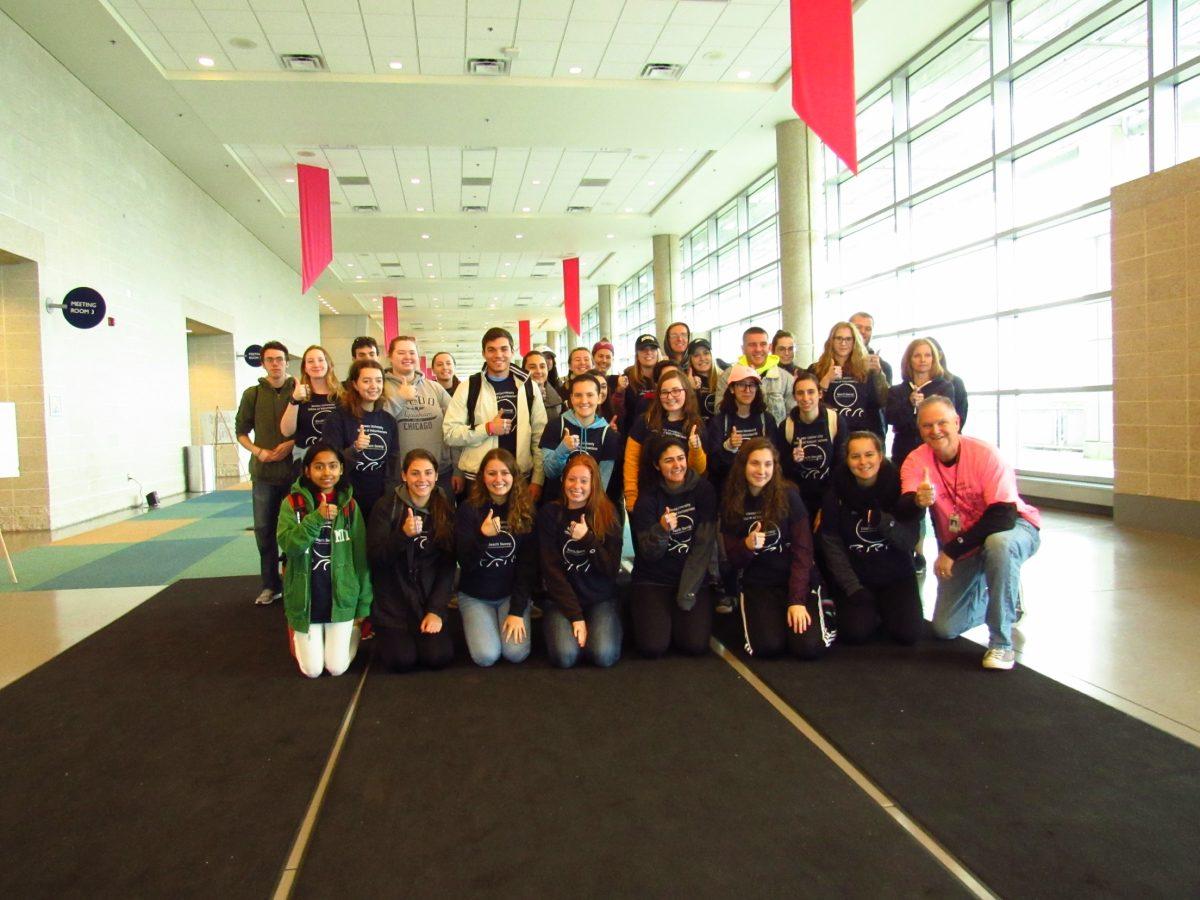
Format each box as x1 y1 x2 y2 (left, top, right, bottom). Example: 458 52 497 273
174 535 259 582
0 544 136 593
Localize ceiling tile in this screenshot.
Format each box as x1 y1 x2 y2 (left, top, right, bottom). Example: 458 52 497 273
363 14 416 37
600 42 653 64
147 9 211 31
468 0 519 16
668 2 725 27
610 21 663 44
521 0 575 19
199 9 260 33
466 17 516 42
515 17 566 42
510 39 559 61
556 43 605 65
419 38 466 57
417 17 466 38
618 0 674 26
249 1 306 11
310 13 367 37
255 11 314 32
561 18 612 43
306 0 361 11
509 58 554 76
716 3 776 29
649 44 698 66
415 0 465 15
594 60 640 79
264 32 322 55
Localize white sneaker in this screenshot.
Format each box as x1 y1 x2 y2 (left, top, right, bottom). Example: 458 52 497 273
254 589 276 605
982 647 1016 670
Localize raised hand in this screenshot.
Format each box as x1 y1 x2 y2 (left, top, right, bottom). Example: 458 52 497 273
397 379 417 401
567 516 589 541
292 382 310 402
488 412 510 436
403 506 423 537
354 425 370 450
689 425 701 450
481 507 502 537
660 505 678 533
617 374 629 392
728 427 743 451
916 467 936 508
563 432 580 452
744 520 765 551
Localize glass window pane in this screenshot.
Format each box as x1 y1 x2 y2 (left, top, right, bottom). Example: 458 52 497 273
909 246 998 324
910 174 994 259
1176 75 1200 163
929 318 999 393
1012 7 1148 144
716 203 739 241
839 216 898 283
1008 212 1110 307
839 155 894 225
999 299 1112 390
717 244 741 286
1011 0 1115 63
748 178 777 227
688 223 710 261
817 275 900 341
908 21 991 126
749 265 779 314
1181 0 1200 64
1011 390 1113 477
748 221 778 270
910 98 994 193
858 92 894 156
1013 102 1149 226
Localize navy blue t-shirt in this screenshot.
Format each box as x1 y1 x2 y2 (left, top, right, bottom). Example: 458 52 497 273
309 494 334 623
295 393 337 450
488 373 519 457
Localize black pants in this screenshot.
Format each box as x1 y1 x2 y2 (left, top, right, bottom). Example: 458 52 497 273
741 582 824 660
631 583 713 658
836 576 922 646
373 623 454 672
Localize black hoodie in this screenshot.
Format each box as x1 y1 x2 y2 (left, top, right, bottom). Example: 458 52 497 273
630 470 717 610
366 486 455 628
819 460 918 593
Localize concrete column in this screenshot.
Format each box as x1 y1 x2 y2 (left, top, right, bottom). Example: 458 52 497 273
597 284 616 341
652 233 681 337
776 119 816 363
544 331 558 354
567 328 582 351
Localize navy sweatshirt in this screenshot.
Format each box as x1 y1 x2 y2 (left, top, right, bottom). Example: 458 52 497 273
630 471 716 610
884 377 956 468
294 393 338 451
819 462 918 593
454 498 537 614
775 406 843 516
321 406 399 509
365 488 455 629
536 501 623 622
721 487 812 602
703 409 779 490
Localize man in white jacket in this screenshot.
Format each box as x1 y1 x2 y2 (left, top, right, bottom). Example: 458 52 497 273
443 327 548 500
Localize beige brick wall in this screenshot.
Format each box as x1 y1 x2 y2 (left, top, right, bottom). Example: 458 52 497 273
0 257 49 529
1111 158 1200 506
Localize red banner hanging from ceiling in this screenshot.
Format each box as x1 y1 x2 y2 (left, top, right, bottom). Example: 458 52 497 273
297 164 333 293
382 296 398 349
518 320 532 356
790 0 858 174
562 257 581 336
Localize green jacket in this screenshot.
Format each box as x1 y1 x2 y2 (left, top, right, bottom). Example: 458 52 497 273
277 479 372 633
236 376 297 484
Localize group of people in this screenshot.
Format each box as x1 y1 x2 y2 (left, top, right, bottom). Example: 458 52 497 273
235 311 1039 678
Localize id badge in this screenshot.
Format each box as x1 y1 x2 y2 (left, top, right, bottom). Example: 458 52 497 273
948 513 962 533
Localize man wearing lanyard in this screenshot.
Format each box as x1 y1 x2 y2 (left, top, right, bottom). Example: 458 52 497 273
898 396 1041 670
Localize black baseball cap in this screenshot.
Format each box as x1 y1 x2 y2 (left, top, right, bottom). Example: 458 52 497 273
687 338 711 355
635 334 660 350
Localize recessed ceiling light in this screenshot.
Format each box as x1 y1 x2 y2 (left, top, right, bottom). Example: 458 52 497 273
504 262 511 266
647 180 656 186
624 207 633 212
197 56 215 67
425 262 433 267
346 262 355 267
521 206 530 212
737 70 752 79
420 233 430 239
410 177 421 184
499 274 507 278
532 179 541 185
415 206 425 212
389 60 404 70
515 233 524 239
355 275 363 280
428 275 435 279
568 66 582 74
285 177 295 183
606 233 614 239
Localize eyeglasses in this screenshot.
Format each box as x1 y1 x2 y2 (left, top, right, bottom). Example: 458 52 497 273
832 336 854 343
659 388 685 398
733 381 758 390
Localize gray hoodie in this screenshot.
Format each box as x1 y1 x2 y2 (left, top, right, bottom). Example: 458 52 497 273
382 372 458 477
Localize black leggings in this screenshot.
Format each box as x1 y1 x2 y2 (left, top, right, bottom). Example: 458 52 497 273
836 576 922 646
740 582 824 660
373 623 454 672
631 583 713 658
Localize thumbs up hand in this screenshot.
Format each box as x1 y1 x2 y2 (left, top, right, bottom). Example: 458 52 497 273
397 379 417 401
660 506 678 533
354 424 370 450
481 507 502 537
617 374 629 392
744 520 765 551
688 425 701 450
726 427 743 452
916 467 936 508
567 516 589 541
403 506 423 537
563 432 580 452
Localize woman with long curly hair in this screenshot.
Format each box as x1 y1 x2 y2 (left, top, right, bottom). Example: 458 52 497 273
280 344 343 463
320 358 398 517
367 448 456 672
536 454 624 668
809 322 889 438
454 448 537 667
721 437 825 660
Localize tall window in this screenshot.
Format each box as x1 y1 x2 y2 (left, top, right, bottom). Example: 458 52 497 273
817 0 1188 482
580 305 600 351
679 170 782 362
615 263 655 370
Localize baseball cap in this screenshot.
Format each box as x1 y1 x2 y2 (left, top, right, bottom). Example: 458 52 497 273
725 363 761 385
635 334 660 351
687 338 711 355
592 339 615 355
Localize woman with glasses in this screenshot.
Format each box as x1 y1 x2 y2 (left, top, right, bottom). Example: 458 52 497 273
771 330 798 375
808 322 889 438
885 338 957 470
622 370 706 511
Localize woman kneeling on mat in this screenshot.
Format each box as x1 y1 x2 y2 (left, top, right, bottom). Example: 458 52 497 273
278 443 372 678
537 454 623 668
367 449 455 672
818 431 922 645
721 437 824 660
454 449 537 666
630 435 717 657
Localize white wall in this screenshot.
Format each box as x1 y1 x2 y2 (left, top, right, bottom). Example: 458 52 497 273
0 10 316 528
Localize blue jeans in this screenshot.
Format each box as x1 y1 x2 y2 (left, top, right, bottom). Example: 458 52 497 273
457 593 531 667
543 599 622 668
252 480 289 593
932 518 1040 650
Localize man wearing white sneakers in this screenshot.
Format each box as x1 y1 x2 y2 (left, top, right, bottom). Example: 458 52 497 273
899 396 1041 669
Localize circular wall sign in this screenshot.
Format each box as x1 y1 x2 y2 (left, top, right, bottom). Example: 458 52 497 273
244 344 263 367
61 287 106 329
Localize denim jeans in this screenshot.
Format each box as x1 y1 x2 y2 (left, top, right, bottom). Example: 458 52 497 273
932 518 1040 650
457 592 531 667
543 599 622 668
252 480 289 593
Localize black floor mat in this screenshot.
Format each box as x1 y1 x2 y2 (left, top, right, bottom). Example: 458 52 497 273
294 654 968 899
0 576 360 899
712 613 1200 897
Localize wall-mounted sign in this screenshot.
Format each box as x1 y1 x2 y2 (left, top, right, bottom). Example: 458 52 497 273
243 344 263 367
50 287 107 329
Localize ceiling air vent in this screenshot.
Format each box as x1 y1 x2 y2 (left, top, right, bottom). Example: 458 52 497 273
462 177 493 187
461 205 488 213
640 63 682 81
337 176 371 186
280 53 326 72
352 204 379 213
467 58 508 76
579 178 610 188
566 206 591 214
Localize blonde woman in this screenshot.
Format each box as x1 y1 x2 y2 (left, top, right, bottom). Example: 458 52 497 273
808 322 888 437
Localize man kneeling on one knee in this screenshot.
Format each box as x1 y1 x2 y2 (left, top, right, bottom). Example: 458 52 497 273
898 396 1041 670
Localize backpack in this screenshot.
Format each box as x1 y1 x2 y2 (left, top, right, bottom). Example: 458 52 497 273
464 371 536 428
286 491 357 524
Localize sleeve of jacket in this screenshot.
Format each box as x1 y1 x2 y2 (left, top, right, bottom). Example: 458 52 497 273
884 384 910 430
623 435 643 510
528 380 548 487
276 495 323 557
631 489 670 561
869 369 889 407
676 481 717 608
235 385 256 437
443 378 490 449
781 369 797 417
541 424 572 479
383 415 400 494
453 502 486 576
786 497 814 603
817 491 863 596
687 433 707 475
537 506 583 622
349 503 373 619
722 520 756 571
426 545 456 617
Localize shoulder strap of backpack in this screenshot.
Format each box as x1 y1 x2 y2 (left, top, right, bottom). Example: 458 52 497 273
826 407 838 441
785 417 794 444
465 372 483 429
523 376 534 414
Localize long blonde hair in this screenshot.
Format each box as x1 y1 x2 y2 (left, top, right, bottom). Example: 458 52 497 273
812 322 869 382
300 344 343 399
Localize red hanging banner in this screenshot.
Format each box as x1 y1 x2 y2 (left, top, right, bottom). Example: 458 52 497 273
562 257 581 336
518 320 532 356
297 164 334 292
790 0 858 174
419 354 428 378
382 296 399 349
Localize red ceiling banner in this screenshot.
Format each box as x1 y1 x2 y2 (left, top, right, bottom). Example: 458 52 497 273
518 320 532 357
381 295 399 349
790 0 858 174
562 257 581 336
297 164 333 293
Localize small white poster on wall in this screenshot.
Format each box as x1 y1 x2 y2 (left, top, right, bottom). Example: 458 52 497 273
0 402 17 479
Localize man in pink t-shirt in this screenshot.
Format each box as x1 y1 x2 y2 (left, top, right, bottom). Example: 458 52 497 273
900 396 1041 670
